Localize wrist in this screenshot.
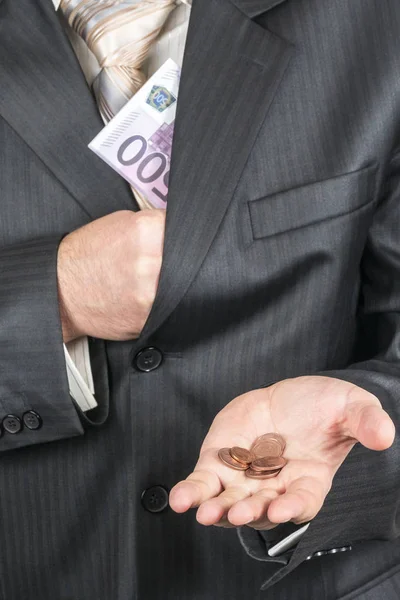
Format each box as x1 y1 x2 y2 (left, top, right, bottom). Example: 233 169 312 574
57 237 83 343
58 293 81 343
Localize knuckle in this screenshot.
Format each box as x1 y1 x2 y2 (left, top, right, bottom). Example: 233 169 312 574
136 255 161 281
135 288 155 314
154 209 166 226
133 210 165 242
128 211 166 250
133 210 152 235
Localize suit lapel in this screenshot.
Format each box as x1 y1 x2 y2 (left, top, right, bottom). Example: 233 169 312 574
0 0 292 340
140 0 293 341
0 0 134 219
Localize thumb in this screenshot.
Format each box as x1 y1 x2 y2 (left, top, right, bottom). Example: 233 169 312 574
344 397 396 451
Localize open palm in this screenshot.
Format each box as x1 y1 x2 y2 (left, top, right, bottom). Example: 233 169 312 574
169 376 395 529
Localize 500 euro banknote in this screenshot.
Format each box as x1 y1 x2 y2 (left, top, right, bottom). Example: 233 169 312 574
89 59 180 208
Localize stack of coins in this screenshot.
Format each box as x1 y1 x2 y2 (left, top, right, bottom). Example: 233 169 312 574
218 433 287 479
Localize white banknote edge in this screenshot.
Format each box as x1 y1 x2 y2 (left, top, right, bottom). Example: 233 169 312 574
64 343 97 412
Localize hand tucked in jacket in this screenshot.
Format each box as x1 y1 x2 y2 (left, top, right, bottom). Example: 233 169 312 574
57 209 165 342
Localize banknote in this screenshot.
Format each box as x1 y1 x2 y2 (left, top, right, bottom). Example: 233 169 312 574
89 59 180 209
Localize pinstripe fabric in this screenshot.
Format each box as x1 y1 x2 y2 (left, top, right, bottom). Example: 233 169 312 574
0 0 399 598
346 567 400 600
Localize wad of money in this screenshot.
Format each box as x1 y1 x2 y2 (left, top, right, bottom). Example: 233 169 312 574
89 58 180 208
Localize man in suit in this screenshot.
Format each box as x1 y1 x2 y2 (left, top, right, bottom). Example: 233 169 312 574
0 0 399 598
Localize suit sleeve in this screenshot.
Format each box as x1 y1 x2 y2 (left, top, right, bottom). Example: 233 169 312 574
0 235 88 451
239 150 400 566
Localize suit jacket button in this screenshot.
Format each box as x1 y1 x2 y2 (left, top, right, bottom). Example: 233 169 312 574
3 415 22 434
134 347 163 372
141 486 169 513
22 410 42 430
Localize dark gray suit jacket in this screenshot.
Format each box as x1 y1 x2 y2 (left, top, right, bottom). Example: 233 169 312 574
0 0 399 598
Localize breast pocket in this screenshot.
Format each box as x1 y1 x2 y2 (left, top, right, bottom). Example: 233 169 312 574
248 163 377 241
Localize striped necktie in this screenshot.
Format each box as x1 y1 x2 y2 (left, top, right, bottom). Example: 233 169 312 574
60 0 179 208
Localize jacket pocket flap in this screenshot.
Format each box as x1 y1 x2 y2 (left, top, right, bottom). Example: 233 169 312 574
248 164 377 240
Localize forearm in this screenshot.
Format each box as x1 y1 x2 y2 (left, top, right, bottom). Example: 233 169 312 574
0 236 84 450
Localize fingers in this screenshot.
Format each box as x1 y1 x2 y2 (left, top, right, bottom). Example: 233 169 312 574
267 475 328 525
169 467 223 513
227 488 279 529
359 404 395 450
169 447 256 515
344 392 396 450
171 469 329 530
202 473 326 530
196 486 251 525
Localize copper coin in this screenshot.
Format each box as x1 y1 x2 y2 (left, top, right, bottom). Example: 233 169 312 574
252 433 286 457
229 447 253 465
218 448 248 471
251 433 276 445
251 440 283 459
246 468 282 479
258 432 285 445
251 457 287 472
266 433 286 452
253 433 286 448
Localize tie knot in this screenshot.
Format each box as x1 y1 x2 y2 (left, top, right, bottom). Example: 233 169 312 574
60 1 177 66
59 0 184 122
